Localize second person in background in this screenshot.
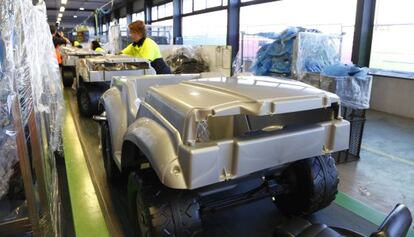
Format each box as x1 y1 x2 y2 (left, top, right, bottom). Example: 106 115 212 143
122 20 171 74
91 40 105 53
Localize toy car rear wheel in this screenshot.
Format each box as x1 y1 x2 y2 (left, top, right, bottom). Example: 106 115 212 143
128 171 202 237
62 68 74 88
273 155 339 216
100 120 122 182
76 85 100 117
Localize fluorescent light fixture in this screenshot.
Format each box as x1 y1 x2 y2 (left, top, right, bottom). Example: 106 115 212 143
79 7 84 10
58 13 63 18
59 6 65 12
73 15 77 18
61 0 67 4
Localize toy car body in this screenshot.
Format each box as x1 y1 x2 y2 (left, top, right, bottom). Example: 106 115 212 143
99 76 351 236
75 55 156 116
60 46 104 87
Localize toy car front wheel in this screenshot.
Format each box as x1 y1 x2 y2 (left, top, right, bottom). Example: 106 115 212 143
128 171 202 237
273 155 339 216
100 120 122 182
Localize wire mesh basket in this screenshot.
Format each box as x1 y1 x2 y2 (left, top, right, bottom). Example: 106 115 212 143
333 107 366 163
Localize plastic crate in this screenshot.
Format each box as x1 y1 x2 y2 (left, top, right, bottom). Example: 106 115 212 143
333 106 366 163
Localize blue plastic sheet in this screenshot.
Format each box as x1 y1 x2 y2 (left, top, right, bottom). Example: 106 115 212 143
251 27 320 76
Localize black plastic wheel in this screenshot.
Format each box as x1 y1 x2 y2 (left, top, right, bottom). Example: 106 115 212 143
76 84 100 117
273 155 339 216
128 171 202 237
100 120 122 182
62 68 75 88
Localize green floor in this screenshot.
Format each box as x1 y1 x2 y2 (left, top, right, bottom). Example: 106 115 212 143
62 93 413 237
62 92 109 237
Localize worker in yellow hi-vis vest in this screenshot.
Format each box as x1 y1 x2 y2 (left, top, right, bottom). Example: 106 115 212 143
91 40 105 53
121 20 171 74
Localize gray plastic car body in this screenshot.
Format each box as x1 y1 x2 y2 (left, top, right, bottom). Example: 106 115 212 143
102 76 350 190
76 55 156 86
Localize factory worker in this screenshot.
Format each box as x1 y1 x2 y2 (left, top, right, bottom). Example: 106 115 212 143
91 40 105 53
50 25 69 66
121 20 171 74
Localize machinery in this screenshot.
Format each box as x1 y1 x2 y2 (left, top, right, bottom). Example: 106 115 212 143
75 55 156 116
98 75 355 236
60 46 104 87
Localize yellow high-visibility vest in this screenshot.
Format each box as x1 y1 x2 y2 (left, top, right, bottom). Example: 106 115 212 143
121 37 161 61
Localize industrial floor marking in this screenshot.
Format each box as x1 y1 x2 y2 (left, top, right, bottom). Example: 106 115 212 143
63 92 110 237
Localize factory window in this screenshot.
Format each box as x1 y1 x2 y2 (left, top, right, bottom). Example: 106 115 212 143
119 17 128 36
150 20 173 45
239 0 357 63
182 0 226 13
370 0 414 73
182 10 227 45
152 2 173 21
132 11 145 22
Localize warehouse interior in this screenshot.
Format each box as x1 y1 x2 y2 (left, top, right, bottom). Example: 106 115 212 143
0 0 413 236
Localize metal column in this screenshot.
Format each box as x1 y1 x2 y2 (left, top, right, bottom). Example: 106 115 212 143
351 0 376 67
173 0 183 44
227 0 240 65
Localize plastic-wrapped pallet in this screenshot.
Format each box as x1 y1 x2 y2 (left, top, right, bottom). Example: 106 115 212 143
0 0 64 235
291 32 342 80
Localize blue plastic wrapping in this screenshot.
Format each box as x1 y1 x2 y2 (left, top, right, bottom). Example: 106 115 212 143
322 64 372 109
292 32 342 79
251 27 320 76
300 64 373 109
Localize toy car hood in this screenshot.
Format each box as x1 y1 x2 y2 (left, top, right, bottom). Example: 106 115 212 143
146 76 340 119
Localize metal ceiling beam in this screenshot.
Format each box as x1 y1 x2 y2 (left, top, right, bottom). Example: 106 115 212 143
47 7 95 12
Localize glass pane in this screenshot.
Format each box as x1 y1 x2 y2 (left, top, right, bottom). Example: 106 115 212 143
182 10 227 45
152 7 158 20
194 0 206 11
183 0 193 14
119 17 128 37
207 0 222 8
150 20 173 44
151 19 173 27
132 11 145 22
103 24 107 32
240 0 357 63
165 2 173 17
158 4 166 19
370 0 414 72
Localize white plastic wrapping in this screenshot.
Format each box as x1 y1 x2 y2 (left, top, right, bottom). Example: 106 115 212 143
108 25 122 54
165 46 210 74
292 32 342 80
1 0 63 235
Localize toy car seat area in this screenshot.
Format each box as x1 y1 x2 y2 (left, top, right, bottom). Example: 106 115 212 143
273 204 412 237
